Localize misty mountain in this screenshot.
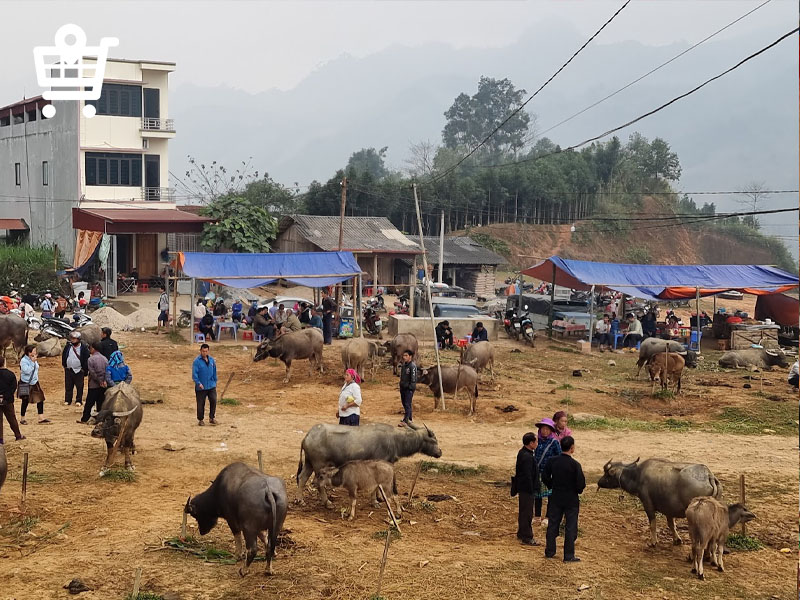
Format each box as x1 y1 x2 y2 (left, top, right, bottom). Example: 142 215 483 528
169 18 798 256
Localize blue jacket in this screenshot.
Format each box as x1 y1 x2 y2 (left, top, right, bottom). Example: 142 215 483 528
192 355 218 391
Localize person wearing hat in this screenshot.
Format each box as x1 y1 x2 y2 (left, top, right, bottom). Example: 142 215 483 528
543 436 585 562
40 293 54 319
471 322 489 342
338 369 363 426
533 417 562 525
61 330 89 406
435 320 454 349
513 431 539 546
105 350 132 387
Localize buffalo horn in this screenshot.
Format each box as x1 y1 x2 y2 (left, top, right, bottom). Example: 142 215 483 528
765 350 777 356
406 421 420 431
184 495 191 512
423 423 432 436
111 405 138 417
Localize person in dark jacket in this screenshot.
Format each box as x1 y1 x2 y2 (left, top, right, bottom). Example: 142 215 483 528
435 321 454 349
98 327 119 360
80 342 108 423
471 322 489 342
62 331 90 406
543 436 586 562
398 349 417 426
0 356 24 443
514 431 539 546
321 290 337 345
252 305 274 340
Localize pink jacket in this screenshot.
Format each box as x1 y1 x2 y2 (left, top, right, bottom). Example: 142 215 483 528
555 426 573 441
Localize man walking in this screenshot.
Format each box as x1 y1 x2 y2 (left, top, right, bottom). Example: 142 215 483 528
398 349 417 426
0 357 25 443
321 290 336 345
514 431 539 546
192 343 218 426
80 342 108 424
62 331 89 406
543 436 585 562
157 285 170 334
98 327 118 359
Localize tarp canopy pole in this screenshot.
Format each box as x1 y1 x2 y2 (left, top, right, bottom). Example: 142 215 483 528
547 261 556 338
695 286 700 351
588 284 595 346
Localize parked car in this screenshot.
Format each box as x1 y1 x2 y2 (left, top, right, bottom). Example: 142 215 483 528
719 290 744 300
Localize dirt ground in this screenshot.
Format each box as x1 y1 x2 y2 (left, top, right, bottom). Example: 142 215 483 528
0 299 797 599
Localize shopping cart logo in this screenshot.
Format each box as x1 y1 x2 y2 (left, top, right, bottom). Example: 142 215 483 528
33 24 118 119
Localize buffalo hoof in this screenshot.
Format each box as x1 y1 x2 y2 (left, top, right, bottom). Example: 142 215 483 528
325 501 334 509
673 538 683 546
99 468 108 477
282 378 290 384
238 567 248 578
717 566 724 573
646 541 657 548
125 465 135 472
264 568 274 577
691 568 696 574
698 573 705 581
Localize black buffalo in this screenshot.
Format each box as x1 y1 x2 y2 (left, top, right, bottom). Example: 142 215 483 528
91 382 143 475
185 462 288 577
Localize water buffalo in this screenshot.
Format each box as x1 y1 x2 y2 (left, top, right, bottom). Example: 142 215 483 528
383 333 419 376
459 341 495 381
91 382 143 475
648 352 686 394
36 337 62 358
418 364 479 414
0 314 28 362
597 457 722 547
0 445 6 495
341 337 384 380
35 323 101 347
636 338 698 377
718 348 788 370
185 462 288 577
296 421 442 506
319 460 401 521
253 328 324 383
687 496 755 580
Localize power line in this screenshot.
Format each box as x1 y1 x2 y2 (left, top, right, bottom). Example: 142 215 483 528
446 26 799 173
425 0 632 185
524 0 773 143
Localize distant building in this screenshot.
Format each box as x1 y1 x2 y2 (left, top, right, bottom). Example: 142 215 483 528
274 215 422 292
419 236 507 298
0 58 209 295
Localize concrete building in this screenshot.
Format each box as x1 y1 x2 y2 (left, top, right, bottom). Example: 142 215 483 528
0 58 209 295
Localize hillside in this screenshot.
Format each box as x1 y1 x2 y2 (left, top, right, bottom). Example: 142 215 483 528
464 196 785 270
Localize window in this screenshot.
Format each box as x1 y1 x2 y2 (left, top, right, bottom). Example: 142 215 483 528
85 84 142 117
42 161 48 186
26 108 37 122
13 113 23 125
14 163 21 186
85 152 142 186
0 115 9 127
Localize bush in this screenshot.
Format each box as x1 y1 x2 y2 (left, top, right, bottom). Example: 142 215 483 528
0 244 63 292
726 533 763 551
625 246 652 264
469 232 510 258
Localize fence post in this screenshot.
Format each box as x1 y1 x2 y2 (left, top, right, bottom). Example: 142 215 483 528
739 474 747 536
21 452 29 505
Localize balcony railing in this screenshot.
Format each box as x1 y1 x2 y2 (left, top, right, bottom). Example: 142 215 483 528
141 117 175 132
142 187 174 202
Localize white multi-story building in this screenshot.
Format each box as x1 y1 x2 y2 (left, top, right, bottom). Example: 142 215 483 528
0 58 208 295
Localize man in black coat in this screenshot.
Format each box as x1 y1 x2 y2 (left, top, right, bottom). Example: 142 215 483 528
61 331 90 406
98 327 119 359
543 435 585 562
514 431 539 546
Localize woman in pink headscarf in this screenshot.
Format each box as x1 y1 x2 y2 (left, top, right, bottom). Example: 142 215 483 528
552 411 573 441
338 368 363 426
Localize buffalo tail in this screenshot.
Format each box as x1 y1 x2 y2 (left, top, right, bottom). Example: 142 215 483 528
295 447 304 484
266 485 278 558
474 384 478 398
392 472 398 496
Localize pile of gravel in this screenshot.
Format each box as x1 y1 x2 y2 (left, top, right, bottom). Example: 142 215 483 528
90 306 133 331
127 307 162 329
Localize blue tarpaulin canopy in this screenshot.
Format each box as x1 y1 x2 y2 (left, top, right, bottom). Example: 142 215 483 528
522 256 799 300
179 251 364 289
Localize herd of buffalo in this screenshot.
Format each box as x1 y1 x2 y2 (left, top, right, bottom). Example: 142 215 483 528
0 312 791 582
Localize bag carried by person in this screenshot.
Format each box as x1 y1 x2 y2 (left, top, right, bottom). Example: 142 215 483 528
510 475 518 497
17 382 30 398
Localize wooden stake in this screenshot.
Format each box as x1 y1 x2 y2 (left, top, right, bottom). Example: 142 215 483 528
377 484 401 533
406 461 423 505
740 474 747 536
21 452 29 505
105 417 130 468
220 372 236 400
181 511 187 540
131 567 142 597
257 450 264 473
375 522 392 598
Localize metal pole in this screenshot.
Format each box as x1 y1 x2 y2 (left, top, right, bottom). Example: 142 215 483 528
409 255 416 317
588 284 595 345
358 273 364 338
412 184 445 410
695 286 701 352
438 211 444 285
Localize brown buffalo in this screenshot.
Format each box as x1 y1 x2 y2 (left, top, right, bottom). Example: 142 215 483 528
254 328 324 382
418 364 479 414
383 333 419 376
341 337 384 380
0 314 28 362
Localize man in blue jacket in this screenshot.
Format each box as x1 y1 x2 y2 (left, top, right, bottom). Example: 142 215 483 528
192 343 218 426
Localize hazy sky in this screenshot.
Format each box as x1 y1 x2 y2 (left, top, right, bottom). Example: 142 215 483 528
1 0 794 96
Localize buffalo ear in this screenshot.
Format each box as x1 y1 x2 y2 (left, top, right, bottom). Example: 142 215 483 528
184 495 192 513
633 457 640 464
603 459 612 472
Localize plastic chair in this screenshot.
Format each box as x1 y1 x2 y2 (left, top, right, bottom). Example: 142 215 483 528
613 333 624 349
137 282 149 293
216 322 237 341
240 330 253 341
254 334 263 342
194 333 205 343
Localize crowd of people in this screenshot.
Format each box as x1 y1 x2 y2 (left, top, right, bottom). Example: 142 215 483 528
0 327 131 443
435 320 489 350
593 307 710 353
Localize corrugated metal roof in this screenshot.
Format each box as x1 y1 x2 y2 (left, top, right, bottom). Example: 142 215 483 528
279 215 421 254
422 236 507 266
0 218 28 230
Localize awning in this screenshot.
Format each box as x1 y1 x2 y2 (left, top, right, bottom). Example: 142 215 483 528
522 256 799 300
72 207 212 234
179 251 364 288
755 293 799 327
72 229 103 275
0 218 29 230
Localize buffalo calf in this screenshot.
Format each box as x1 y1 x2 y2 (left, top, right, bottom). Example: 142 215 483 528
319 460 401 520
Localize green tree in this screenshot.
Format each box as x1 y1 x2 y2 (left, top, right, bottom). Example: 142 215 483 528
347 147 389 180
200 195 278 252
442 77 530 153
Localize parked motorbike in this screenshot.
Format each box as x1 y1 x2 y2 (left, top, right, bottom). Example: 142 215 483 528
10 308 41 330
393 293 410 315
520 315 535 347
178 309 193 328
40 316 76 339
366 291 385 312
363 306 383 336
70 312 93 327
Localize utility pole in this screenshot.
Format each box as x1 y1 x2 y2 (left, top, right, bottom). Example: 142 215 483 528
413 184 445 411
438 211 444 285
336 177 347 333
